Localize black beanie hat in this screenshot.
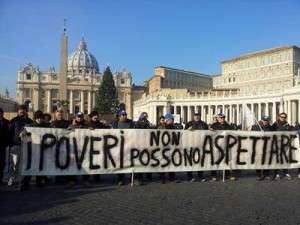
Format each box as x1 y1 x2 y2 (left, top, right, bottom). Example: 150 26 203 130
34 110 44 119
89 110 98 118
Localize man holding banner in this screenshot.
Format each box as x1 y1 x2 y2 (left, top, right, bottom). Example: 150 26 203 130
210 113 235 181
271 112 294 180
251 115 272 181
185 110 208 182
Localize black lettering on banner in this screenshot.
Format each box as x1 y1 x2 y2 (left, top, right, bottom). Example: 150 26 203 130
120 131 125 168
193 148 201 164
150 131 160 146
149 131 181 147
25 132 32 170
103 135 118 169
162 131 171 146
289 135 298 163
130 148 139 167
237 136 248 165
73 136 89 170
140 149 150 166
171 132 181 146
269 135 279 165
90 136 101 170
183 148 193 166
171 148 182 166
249 136 260 164
40 133 56 171
201 135 214 167
214 135 225 165
56 136 70 170
261 136 270 165
150 148 160 167
225 135 237 165
280 135 289 164
161 148 171 167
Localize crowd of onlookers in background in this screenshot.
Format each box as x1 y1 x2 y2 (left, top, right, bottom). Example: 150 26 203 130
0 105 300 191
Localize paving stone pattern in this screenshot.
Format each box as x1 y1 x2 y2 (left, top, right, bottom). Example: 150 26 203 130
0 172 300 225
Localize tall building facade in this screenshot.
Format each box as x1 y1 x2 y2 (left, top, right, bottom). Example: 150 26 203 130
16 31 145 118
134 46 300 125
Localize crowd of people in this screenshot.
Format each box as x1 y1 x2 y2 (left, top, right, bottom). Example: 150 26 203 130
0 105 299 191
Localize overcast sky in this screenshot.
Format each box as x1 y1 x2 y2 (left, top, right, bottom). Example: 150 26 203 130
0 0 299 98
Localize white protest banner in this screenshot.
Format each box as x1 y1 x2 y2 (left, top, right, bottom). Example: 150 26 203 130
21 127 300 175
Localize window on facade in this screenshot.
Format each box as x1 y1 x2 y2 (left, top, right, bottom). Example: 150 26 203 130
121 78 125 84
52 75 57 81
74 91 80 100
25 89 31 98
51 90 58 99
26 73 31 80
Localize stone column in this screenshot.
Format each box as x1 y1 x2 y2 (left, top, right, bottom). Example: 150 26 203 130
298 100 300 123
229 104 232 123
88 91 92 114
47 89 51 113
291 100 297 125
187 105 191 122
236 104 240 125
153 105 157 125
288 100 292 123
69 89 74 114
258 103 262 119
80 91 85 112
265 103 269 117
208 105 211 123
272 102 277 122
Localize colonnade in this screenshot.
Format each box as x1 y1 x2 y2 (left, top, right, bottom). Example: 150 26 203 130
138 98 300 126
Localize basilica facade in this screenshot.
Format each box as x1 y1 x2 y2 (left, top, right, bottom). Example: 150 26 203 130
16 34 145 118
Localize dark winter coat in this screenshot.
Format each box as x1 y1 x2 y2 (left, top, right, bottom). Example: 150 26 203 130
251 121 272 132
0 117 10 148
185 120 208 130
9 116 33 146
50 119 71 129
210 122 232 131
271 120 294 131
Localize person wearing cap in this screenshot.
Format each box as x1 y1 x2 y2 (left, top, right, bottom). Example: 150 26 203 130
0 108 10 185
19 110 50 191
185 110 208 182
251 115 272 181
210 112 236 181
157 113 179 183
271 112 294 180
134 112 153 183
8 104 33 187
112 110 139 186
50 109 71 129
87 110 109 182
65 112 93 188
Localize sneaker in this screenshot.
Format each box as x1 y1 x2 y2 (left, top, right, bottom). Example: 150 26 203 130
275 174 281 180
230 176 236 181
298 174 300 179
211 177 218 182
7 177 14 186
82 181 92 188
65 181 76 189
199 178 207 182
133 179 142 186
284 174 292 180
117 180 124 186
188 177 196 182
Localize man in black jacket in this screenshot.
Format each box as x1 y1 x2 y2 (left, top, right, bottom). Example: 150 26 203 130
185 110 208 182
251 116 272 180
8 104 33 187
20 110 50 191
271 112 294 180
0 108 10 185
210 113 235 181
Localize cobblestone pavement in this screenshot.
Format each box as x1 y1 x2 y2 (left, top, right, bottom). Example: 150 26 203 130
1 171 300 225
